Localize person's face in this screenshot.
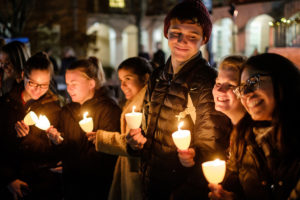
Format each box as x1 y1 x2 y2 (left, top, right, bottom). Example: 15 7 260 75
213 69 243 116
24 70 50 100
168 19 205 63
0 52 15 79
66 69 96 104
239 68 275 121
118 68 145 100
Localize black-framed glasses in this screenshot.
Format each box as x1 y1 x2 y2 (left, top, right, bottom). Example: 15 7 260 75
233 73 271 98
25 78 49 89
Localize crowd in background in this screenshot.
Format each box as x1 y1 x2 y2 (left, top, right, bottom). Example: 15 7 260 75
0 0 299 200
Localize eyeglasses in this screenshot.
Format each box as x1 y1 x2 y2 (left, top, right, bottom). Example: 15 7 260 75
233 73 270 98
26 79 49 89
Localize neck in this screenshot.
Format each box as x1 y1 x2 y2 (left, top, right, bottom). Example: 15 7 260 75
228 110 246 125
79 90 95 105
171 58 188 74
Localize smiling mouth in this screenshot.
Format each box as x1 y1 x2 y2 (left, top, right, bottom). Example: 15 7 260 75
247 99 263 108
217 97 229 102
175 46 188 51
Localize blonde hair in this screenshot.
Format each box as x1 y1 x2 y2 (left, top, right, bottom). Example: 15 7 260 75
218 55 247 73
68 56 106 89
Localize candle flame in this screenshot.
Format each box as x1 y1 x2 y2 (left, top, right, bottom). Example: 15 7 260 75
178 122 184 131
35 114 51 130
83 112 88 119
132 106 136 113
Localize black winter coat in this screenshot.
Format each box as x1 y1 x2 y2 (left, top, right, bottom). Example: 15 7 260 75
57 86 122 200
225 124 300 200
0 83 62 200
139 53 231 199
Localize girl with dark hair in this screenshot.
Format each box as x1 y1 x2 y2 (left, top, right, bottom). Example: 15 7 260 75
209 53 300 200
0 41 30 96
47 57 121 200
86 57 152 200
0 52 63 200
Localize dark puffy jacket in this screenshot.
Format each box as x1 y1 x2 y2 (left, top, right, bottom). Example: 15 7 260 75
225 124 300 200
0 83 62 200
57 86 122 200
140 53 231 199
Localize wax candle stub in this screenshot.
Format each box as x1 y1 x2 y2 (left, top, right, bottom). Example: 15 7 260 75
202 159 226 184
24 111 39 126
79 112 94 132
35 115 51 130
172 122 191 150
125 105 142 129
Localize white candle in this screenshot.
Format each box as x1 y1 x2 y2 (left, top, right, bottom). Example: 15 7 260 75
125 106 142 129
79 112 94 132
35 115 51 131
202 159 226 184
24 111 38 126
172 122 191 150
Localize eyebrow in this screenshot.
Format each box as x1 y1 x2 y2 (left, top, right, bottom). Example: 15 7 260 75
28 78 49 85
169 27 201 35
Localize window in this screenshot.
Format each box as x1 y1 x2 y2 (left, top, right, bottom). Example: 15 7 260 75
109 0 125 8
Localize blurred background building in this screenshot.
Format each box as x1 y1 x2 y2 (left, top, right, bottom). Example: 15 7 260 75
0 0 299 70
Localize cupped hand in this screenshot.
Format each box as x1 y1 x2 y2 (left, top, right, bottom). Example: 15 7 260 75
208 183 235 200
86 131 96 144
15 121 29 138
177 148 195 167
50 161 63 174
46 126 63 145
126 128 147 150
8 179 29 200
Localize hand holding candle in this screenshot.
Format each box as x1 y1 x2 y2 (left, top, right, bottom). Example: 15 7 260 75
35 115 64 141
125 106 142 129
79 112 94 132
202 159 226 184
172 122 191 150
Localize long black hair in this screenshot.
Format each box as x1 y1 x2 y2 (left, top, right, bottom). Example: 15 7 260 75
1 41 30 79
234 53 300 162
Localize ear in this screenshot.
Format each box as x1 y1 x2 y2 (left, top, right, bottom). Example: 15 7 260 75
144 74 150 84
202 36 207 45
89 79 96 90
21 71 24 79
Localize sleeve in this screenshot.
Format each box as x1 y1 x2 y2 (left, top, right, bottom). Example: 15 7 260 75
192 79 231 162
95 130 128 156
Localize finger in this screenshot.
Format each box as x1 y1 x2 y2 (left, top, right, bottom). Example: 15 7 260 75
15 127 25 137
16 188 23 198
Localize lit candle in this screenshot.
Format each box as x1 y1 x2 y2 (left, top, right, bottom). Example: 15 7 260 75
34 114 64 141
24 111 38 126
79 112 94 132
125 106 142 129
172 122 191 150
202 159 226 184
35 115 51 131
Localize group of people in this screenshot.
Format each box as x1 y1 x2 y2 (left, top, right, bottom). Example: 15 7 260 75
0 0 299 200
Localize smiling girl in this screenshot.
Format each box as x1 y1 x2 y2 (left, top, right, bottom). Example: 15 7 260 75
0 52 62 200
47 57 121 200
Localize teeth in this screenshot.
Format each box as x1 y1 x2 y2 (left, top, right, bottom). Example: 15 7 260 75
248 99 261 107
217 97 228 102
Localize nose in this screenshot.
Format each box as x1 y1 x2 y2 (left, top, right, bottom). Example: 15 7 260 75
177 34 187 43
216 84 228 93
